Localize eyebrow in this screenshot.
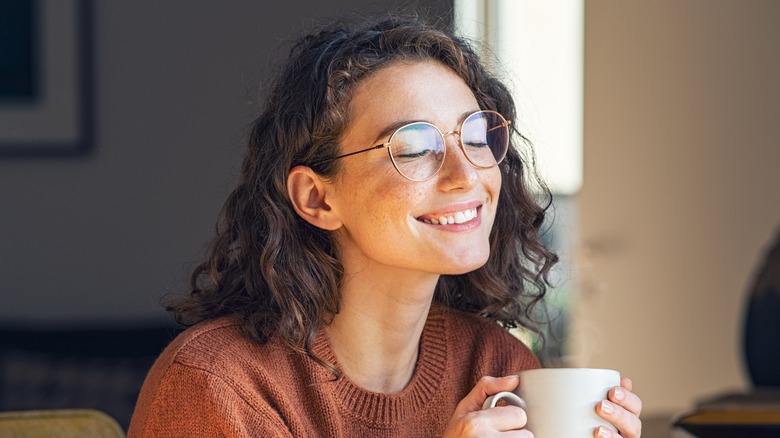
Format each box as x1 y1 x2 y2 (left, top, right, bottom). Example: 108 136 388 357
370 110 479 145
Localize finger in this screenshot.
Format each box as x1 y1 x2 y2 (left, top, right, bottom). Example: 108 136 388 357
477 405 529 431
609 383 642 417
596 400 642 438
620 377 633 392
593 425 619 438
446 406 531 437
455 375 520 415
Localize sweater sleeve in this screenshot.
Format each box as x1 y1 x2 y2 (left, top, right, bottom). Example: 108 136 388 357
128 361 292 438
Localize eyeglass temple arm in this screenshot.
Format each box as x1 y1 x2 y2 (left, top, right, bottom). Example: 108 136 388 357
310 143 387 166
487 120 511 133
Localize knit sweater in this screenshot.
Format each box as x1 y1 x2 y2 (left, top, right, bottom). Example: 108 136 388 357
127 305 539 437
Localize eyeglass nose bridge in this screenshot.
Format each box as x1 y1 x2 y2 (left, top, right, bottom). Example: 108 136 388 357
441 129 461 142
440 129 464 157
439 129 489 169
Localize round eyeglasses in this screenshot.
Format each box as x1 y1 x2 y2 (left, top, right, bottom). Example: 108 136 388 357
312 110 511 181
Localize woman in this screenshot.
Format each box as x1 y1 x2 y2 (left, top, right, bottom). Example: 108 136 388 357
128 15 642 437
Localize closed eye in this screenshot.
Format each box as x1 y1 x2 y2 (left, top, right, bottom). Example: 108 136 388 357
396 149 433 159
464 141 490 148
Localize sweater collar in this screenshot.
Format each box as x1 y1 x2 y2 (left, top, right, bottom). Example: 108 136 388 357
311 305 449 426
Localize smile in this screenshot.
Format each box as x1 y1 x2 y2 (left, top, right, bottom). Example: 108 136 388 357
417 207 479 225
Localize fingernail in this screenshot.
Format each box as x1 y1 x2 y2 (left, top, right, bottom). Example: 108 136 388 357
614 387 625 401
597 425 610 437
601 400 614 415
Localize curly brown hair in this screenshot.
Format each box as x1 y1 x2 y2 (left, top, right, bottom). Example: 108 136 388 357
166 14 558 363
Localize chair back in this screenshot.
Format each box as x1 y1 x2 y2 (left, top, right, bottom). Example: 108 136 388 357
0 409 125 438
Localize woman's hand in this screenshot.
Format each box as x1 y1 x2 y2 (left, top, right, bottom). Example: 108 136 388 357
594 377 643 437
444 375 533 437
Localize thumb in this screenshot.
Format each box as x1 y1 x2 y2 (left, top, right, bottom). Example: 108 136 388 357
455 375 520 416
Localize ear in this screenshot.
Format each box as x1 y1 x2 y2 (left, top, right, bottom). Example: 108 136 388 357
287 165 342 231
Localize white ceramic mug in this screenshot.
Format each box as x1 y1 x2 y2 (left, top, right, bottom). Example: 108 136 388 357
482 368 620 437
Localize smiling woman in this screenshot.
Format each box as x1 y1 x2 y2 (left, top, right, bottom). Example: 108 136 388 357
290 61 504 282
127 13 641 438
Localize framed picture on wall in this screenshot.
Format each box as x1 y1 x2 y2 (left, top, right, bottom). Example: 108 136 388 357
0 0 92 157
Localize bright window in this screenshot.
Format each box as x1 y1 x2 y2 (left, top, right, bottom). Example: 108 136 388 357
454 0 583 195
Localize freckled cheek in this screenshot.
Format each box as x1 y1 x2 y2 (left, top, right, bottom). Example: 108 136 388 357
481 170 502 230
487 169 502 202
370 186 425 227
345 164 430 222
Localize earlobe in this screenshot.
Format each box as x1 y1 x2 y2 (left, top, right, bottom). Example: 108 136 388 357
287 165 342 231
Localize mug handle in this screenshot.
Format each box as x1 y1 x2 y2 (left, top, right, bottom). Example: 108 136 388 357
482 391 527 410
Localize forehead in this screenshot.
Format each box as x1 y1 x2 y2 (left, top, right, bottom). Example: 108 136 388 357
345 60 479 134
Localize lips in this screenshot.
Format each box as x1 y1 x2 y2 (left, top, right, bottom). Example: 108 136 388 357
416 207 479 225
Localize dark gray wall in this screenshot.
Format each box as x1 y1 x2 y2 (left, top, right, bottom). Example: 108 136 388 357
0 0 451 324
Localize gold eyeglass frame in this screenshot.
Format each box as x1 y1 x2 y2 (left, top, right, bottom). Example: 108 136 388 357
311 110 511 181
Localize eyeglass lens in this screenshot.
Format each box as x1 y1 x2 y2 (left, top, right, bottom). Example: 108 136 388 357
388 111 509 181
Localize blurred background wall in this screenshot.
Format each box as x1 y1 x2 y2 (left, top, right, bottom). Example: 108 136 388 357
1 0 778 426
570 0 780 419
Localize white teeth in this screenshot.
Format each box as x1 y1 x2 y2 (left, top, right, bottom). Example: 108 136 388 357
423 208 478 225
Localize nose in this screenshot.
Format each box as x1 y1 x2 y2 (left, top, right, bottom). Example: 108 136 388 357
436 130 478 190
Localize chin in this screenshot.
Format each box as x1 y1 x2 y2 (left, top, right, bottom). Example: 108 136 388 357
441 254 490 276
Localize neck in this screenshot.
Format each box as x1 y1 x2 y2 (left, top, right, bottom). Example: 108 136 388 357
326 269 439 394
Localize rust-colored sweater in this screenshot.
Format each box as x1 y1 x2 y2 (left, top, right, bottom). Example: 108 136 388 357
128 305 539 437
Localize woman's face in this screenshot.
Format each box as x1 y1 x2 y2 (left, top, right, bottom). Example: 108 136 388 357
327 60 502 278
